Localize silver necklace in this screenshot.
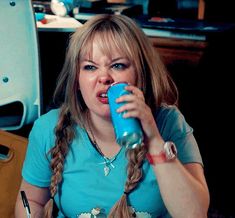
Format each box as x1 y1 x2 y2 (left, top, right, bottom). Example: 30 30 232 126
87 116 121 176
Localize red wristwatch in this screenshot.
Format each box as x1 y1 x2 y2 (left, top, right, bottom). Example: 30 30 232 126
146 141 177 164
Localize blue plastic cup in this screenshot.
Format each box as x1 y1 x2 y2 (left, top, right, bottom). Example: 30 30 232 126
107 82 143 149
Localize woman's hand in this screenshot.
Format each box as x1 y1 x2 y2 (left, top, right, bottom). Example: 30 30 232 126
116 85 164 152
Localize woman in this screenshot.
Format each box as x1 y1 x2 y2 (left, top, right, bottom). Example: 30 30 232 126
15 14 209 218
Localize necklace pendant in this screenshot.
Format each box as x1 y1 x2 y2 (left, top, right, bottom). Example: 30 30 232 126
104 165 110 176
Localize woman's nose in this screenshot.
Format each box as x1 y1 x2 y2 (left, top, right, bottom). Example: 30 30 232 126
98 72 114 85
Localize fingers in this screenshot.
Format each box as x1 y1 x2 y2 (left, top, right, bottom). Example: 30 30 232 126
116 85 144 103
115 85 146 118
114 85 160 141
125 85 145 100
116 101 143 117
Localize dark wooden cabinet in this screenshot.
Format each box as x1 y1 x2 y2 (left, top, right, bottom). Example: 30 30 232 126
150 36 207 66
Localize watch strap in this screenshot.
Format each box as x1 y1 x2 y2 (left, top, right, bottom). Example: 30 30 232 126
146 141 177 165
146 151 167 164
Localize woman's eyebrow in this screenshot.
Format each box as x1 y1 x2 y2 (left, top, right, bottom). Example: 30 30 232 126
80 57 127 65
81 59 96 64
111 57 126 62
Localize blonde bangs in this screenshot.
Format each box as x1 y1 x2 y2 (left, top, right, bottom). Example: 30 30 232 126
79 28 138 63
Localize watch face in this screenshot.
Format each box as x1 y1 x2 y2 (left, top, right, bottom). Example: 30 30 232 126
164 141 177 160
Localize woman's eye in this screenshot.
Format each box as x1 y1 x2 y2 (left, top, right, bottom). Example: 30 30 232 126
112 63 127 70
83 65 96 71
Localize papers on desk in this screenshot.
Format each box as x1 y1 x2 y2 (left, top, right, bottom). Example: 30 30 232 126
37 14 83 31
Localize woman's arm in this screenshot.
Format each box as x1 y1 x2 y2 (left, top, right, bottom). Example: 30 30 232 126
15 179 50 218
151 158 210 218
117 85 210 218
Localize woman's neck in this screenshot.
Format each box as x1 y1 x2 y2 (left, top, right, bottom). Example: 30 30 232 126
87 112 120 158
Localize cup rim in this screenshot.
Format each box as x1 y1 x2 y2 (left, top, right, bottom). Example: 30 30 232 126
107 81 128 92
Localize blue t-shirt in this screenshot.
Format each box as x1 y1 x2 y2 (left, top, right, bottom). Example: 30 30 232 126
22 106 202 218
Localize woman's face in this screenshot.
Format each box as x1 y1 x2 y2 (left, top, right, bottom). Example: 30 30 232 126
78 39 137 120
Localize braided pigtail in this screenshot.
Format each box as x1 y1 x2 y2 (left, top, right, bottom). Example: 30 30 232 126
43 106 75 218
108 145 147 218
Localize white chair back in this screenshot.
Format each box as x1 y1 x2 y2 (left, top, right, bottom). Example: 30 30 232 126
0 0 41 130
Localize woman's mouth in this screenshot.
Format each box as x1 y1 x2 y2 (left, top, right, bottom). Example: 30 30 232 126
97 92 109 104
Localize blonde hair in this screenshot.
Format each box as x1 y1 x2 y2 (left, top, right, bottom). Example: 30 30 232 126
44 14 178 217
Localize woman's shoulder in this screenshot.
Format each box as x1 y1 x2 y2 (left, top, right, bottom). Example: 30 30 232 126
155 105 192 137
26 109 60 153
156 105 182 121
33 108 60 131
